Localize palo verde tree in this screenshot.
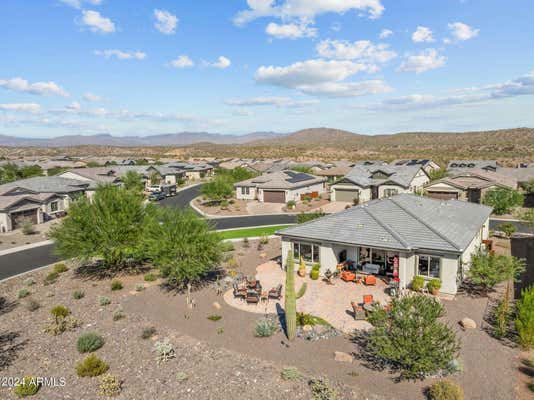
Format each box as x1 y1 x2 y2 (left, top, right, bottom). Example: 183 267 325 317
200 175 234 201
467 251 525 293
482 187 523 215
284 250 297 341
142 207 223 288
50 184 147 269
121 170 145 194
366 294 460 380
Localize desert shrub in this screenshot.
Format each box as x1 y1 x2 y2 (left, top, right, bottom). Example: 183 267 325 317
259 234 269 245
73 289 85 300
135 283 145 292
428 380 464 400
141 326 156 339
220 199 229 209
297 312 316 327
242 237 250 247
50 305 70 319
44 271 59 284
46 307 79 335
23 277 35 286
113 307 125 321
99 296 111 306
255 317 278 337
412 275 425 291
99 374 122 397
110 280 123 291
498 222 517 238
25 299 40 312
207 314 222 321
77 332 105 353
176 371 188 382
310 264 320 280
18 289 30 299
516 285 534 349
281 367 300 381
154 338 175 363
309 379 340 400
144 273 157 282
53 263 68 273
286 200 296 208
468 252 525 292
492 291 512 339
13 376 39 397
296 282 307 299
366 294 460 380
22 219 36 235
76 354 109 377
297 211 326 224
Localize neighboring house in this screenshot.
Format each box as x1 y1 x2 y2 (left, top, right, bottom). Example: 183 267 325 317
497 166 534 187
234 170 327 203
165 162 214 180
152 165 186 185
390 159 441 173
0 176 91 232
330 165 430 203
316 165 355 184
424 169 517 202
277 194 491 295
447 160 498 172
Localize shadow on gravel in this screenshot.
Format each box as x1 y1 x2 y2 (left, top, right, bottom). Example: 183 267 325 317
0 331 28 371
73 261 151 281
0 297 17 317
159 268 227 294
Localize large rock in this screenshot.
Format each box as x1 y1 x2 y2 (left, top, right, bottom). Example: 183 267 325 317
334 351 353 363
302 324 313 332
212 302 221 310
460 317 477 329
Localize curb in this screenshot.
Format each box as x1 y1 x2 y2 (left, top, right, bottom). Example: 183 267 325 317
223 235 279 243
0 261 58 284
0 240 54 257
215 224 295 232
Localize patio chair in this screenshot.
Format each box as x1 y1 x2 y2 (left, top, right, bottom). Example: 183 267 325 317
268 284 283 300
351 301 366 320
340 271 356 282
246 291 259 304
232 283 246 300
363 294 374 304
364 275 377 286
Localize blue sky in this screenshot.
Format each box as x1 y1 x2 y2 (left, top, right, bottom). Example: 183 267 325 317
1 0 533 138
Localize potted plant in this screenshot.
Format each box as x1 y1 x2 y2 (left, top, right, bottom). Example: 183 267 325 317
310 263 320 280
412 275 425 292
297 257 307 277
286 200 296 210
427 278 442 295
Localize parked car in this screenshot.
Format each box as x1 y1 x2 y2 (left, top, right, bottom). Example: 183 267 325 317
161 184 177 197
148 191 165 201
147 185 163 193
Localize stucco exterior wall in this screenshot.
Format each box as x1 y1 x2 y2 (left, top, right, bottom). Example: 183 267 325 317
285 182 327 203
378 184 410 198
410 169 431 189
330 184 371 203
0 212 11 233
235 186 257 200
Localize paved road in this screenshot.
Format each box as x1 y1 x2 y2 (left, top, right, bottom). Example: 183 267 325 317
1 184 531 281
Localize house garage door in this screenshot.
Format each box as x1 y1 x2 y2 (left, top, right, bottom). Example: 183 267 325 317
335 189 359 202
427 191 458 200
11 209 38 229
263 190 286 203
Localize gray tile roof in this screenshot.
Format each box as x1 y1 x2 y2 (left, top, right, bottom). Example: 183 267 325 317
447 160 497 171
0 176 91 195
277 194 491 254
235 170 326 190
338 164 424 188
427 169 517 190
497 167 534 184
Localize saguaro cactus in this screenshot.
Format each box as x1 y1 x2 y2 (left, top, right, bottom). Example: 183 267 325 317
285 250 297 341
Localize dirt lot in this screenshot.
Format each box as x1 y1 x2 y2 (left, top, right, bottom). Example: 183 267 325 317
0 238 525 399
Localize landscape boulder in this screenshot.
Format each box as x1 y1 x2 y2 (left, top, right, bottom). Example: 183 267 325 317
460 317 477 329
334 351 353 363
212 302 221 310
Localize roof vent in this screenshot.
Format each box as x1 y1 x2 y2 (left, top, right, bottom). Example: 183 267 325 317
356 223 364 229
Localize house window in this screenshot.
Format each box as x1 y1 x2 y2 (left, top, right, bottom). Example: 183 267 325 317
383 188 398 198
418 255 441 278
50 201 59 212
241 187 250 195
292 242 320 264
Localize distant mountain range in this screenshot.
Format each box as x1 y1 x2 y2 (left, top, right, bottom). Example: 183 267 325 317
0 131 286 147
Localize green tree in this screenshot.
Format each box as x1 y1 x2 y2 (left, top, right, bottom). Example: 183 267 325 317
482 188 523 215
200 175 233 200
515 285 534 349
0 163 43 183
142 208 222 288
517 209 534 235
428 168 449 182
284 250 297 341
498 222 517 238
121 170 145 194
366 295 460 380
467 252 525 292
50 185 147 269
20 165 44 179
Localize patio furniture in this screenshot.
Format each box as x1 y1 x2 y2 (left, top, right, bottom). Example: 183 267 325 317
363 302 376 313
324 269 334 285
232 283 246 300
362 263 380 275
268 284 283 300
363 294 374 304
351 301 366 320
364 275 377 286
260 291 269 303
340 271 356 282
246 291 259 304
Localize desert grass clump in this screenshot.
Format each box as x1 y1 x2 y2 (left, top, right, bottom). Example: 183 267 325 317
110 280 123 291
44 271 59 285
13 376 39 397
99 374 122 397
428 380 464 400
23 277 35 286
77 332 105 353
176 371 188 382
53 263 69 274
207 314 222 321
76 354 109 377
154 338 175 363
50 305 70 319
281 367 300 381
309 379 340 400
99 296 111 306
141 326 156 339
73 289 85 300
46 305 79 335
144 273 157 282
112 307 125 321
135 283 145 292
18 289 30 299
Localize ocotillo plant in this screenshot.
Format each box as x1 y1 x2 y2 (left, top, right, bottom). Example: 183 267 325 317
285 250 297 341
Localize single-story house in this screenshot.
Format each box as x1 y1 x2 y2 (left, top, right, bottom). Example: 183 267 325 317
165 163 214 180
390 159 441 173
277 194 491 295
424 169 517 202
0 176 91 232
447 160 498 173
330 164 430 204
316 165 355 184
234 170 327 203
497 166 534 187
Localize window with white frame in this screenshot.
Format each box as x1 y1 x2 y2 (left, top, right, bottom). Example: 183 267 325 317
241 187 250 195
383 188 399 197
292 242 320 264
417 255 441 278
50 201 59 212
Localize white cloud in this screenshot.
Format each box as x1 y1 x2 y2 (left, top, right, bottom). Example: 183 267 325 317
169 55 194 68
154 9 178 34
0 103 41 113
66 101 81 111
59 0 102 9
255 59 390 97
398 49 445 73
0 77 68 97
447 22 479 41
412 26 434 43
83 92 104 102
94 49 147 60
225 96 320 108
330 22 342 32
316 39 396 63
205 56 231 69
234 0 385 26
81 10 115 33
266 22 317 39
379 29 393 39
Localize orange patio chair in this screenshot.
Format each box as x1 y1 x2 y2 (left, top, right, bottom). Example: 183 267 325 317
340 271 356 282
365 275 377 286
363 294 374 304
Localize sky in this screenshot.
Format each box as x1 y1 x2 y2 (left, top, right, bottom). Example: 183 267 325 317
1 0 533 138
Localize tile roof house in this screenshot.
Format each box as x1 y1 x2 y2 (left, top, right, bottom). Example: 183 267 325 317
424 169 518 202
447 160 498 172
330 164 430 204
234 170 327 203
277 194 491 294
390 159 441 173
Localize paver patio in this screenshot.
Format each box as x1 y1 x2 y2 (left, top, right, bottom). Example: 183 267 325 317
223 260 391 333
